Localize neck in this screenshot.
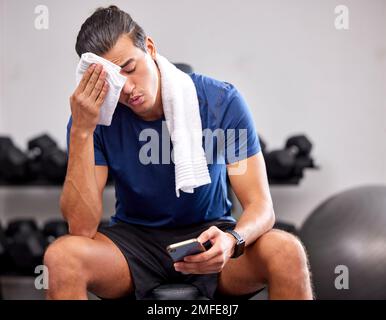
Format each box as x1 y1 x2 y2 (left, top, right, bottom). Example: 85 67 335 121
141 103 163 121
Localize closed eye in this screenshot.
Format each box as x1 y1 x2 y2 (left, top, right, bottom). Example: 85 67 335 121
124 68 136 74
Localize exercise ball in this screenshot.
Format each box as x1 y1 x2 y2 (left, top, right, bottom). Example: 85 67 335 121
299 185 386 299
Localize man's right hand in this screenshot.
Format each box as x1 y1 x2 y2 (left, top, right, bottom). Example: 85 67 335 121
70 63 109 134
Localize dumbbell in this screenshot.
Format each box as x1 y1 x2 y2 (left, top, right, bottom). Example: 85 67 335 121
0 223 11 274
27 134 67 183
0 224 6 258
6 219 47 275
173 63 193 74
273 220 299 237
43 219 69 244
0 137 28 182
258 135 267 155
265 135 315 180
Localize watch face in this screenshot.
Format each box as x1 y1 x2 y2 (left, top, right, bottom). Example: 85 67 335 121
233 240 245 258
227 230 245 258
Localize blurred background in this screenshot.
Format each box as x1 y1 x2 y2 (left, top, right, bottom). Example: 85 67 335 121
0 0 385 300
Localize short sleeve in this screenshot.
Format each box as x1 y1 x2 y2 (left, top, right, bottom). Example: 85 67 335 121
66 117 108 166
220 84 261 164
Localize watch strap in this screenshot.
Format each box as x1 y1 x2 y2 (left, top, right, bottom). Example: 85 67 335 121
225 229 245 258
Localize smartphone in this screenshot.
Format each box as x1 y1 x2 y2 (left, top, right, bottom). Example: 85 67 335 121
166 238 206 262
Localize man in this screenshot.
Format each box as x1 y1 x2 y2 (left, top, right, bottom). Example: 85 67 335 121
44 6 313 300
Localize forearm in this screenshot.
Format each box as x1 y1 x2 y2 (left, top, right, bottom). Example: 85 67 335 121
60 128 102 237
233 201 275 247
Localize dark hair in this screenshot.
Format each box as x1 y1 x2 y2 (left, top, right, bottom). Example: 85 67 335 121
75 5 147 57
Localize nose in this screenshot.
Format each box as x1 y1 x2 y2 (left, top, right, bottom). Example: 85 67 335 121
121 78 135 96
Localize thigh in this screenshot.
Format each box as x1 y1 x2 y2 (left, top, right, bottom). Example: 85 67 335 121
87 232 134 298
217 228 302 297
48 232 134 299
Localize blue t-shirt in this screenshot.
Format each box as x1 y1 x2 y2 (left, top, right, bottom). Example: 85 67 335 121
66 73 261 227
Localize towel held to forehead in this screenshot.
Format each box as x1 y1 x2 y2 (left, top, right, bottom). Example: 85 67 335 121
76 52 127 126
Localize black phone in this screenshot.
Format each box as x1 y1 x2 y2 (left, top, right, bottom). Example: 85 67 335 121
166 238 208 262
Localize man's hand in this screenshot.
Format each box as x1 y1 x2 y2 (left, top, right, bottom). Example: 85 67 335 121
174 226 237 274
70 63 109 134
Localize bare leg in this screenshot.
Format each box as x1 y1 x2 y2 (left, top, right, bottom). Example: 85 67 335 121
44 232 133 300
218 229 313 300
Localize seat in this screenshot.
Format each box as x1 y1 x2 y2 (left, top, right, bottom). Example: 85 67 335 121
143 283 209 300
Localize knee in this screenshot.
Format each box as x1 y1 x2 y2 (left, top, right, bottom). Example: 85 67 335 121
259 230 310 278
44 235 89 283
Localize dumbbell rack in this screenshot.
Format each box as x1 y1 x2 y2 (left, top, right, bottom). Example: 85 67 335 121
0 182 116 299
0 183 116 220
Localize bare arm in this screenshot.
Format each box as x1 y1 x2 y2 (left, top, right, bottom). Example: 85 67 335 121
60 63 109 238
227 152 275 247
60 135 108 238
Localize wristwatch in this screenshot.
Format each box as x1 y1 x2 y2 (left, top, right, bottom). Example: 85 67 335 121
225 229 245 258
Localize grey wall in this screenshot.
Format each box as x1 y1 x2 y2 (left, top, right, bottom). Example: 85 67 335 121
0 0 385 228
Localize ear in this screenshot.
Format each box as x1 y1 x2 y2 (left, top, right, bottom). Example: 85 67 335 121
145 36 157 59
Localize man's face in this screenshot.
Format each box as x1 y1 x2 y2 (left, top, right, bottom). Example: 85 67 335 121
102 34 162 120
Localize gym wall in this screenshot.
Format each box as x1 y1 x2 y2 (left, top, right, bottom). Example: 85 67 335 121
0 0 385 229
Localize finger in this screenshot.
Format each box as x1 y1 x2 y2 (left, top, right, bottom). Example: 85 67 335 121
76 64 96 94
90 70 106 101
197 226 220 244
83 64 103 97
184 243 221 262
174 262 202 274
95 82 109 107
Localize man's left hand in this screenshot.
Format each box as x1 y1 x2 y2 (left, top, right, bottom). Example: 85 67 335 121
173 226 236 274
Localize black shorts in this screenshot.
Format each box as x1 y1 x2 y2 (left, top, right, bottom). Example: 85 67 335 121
98 218 238 300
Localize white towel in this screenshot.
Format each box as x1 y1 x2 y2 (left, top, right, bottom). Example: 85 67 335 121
76 52 127 126
156 54 211 197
